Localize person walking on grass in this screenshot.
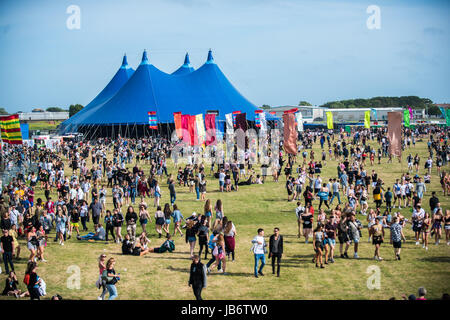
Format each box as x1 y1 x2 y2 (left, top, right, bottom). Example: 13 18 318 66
162 203 172 236
347 214 361 259
112 208 124 244
324 215 337 264
370 218 384 261
269 227 283 277
313 223 325 268
102 258 119 300
189 255 207 300
209 234 227 275
154 206 165 238
390 216 405 260
1 229 15 275
251 228 267 278
172 204 185 237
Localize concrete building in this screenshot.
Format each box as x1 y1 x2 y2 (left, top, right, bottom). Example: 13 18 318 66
269 105 325 123
19 112 69 122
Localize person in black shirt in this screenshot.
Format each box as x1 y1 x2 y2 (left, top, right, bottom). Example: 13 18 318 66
269 228 283 277
188 255 207 300
1 229 15 274
429 192 439 213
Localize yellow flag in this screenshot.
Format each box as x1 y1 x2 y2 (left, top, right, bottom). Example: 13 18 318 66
364 110 371 128
326 112 333 129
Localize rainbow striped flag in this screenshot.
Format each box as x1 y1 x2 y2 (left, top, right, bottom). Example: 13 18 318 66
255 110 263 127
0 114 22 144
148 111 157 129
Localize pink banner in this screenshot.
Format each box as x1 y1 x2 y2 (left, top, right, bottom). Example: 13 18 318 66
205 114 217 146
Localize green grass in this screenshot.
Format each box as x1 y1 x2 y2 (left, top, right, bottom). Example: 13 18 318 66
1 138 449 300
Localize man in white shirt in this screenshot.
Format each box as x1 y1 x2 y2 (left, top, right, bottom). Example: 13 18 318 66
251 228 266 278
412 204 425 245
218 169 226 192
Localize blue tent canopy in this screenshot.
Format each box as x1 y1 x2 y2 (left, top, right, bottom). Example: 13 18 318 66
60 54 135 133
63 50 277 131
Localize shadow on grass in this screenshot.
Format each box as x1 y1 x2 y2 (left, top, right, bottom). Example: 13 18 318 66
418 256 450 263
166 266 254 278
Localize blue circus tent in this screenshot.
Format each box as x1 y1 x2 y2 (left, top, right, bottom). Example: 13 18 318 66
59 54 135 133
72 49 276 130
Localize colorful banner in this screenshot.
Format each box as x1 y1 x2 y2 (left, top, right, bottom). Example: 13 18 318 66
173 112 182 139
195 114 206 145
255 110 263 128
326 111 333 129
259 112 267 132
364 110 371 128
403 109 410 128
447 109 450 127
0 114 23 144
388 112 402 158
235 113 247 132
181 114 190 143
283 113 297 155
295 112 303 132
225 113 234 134
188 115 198 146
408 106 413 119
232 111 241 128
148 111 157 129
283 108 298 114
205 114 217 146
371 108 377 121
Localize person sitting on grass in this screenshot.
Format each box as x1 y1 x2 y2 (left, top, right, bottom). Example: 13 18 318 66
2 271 28 298
131 232 151 256
149 234 175 253
77 224 106 241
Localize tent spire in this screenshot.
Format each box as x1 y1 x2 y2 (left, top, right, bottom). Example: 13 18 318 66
206 49 214 63
121 54 129 68
184 52 190 66
141 50 149 64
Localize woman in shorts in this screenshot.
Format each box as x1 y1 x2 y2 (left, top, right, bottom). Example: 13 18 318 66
444 209 450 246
421 212 431 251
370 218 384 261
431 208 443 245
204 199 213 226
301 204 314 243
27 227 38 262
139 203 150 235
313 223 325 268
162 203 172 236
154 206 165 238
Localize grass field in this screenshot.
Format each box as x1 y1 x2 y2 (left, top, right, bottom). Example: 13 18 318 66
1 138 449 300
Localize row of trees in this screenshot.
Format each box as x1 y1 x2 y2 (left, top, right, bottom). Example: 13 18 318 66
0 104 84 117
262 96 443 116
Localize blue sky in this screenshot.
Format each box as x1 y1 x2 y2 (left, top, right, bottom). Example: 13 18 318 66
0 0 449 112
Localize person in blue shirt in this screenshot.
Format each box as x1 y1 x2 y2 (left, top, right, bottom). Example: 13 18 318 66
171 204 185 237
317 184 330 210
384 188 393 212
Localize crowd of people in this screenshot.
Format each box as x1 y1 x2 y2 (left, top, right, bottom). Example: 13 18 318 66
0 124 449 300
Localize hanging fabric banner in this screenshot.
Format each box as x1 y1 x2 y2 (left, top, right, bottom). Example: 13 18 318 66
326 111 333 129
260 112 267 133
403 109 410 128
225 113 234 134
283 108 298 114
181 114 190 144
446 109 450 127
188 115 198 146
388 112 402 158
195 114 206 145
283 113 297 155
364 110 371 128
173 112 182 139
235 112 247 132
0 114 22 144
408 106 413 120
371 108 378 121
295 112 303 132
232 111 241 128
205 114 217 146
255 110 263 128
148 111 157 129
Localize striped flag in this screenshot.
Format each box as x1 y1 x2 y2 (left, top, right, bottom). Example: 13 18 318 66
0 114 22 144
255 110 263 127
148 111 157 129
232 111 241 128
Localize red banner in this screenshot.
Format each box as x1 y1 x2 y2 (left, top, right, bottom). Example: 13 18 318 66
181 114 190 144
205 114 216 146
173 112 182 139
188 115 198 146
283 113 297 155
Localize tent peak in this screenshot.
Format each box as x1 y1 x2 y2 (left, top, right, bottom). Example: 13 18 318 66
206 49 214 64
141 50 150 65
184 52 191 66
121 54 129 68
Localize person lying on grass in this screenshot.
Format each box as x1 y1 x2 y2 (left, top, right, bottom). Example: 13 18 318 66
77 224 106 241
